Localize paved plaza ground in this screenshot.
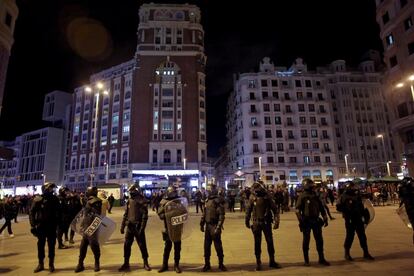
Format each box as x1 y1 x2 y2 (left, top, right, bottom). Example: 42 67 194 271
1 203 414 276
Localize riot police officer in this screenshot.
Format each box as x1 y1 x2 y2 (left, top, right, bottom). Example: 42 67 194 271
399 177 414 244
75 187 102 273
119 185 151 272
57 186 70 249
337 182 374 261
245 181 281 271
158 185 183 273
29 182 60 273
200 183 227 272
295 179 330 266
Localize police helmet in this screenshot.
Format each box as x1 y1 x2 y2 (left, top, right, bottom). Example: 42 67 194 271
128 184 142 197
59 186 69 196
86 186 98 198
302 178 315 191
42 182 56 195
206 183 218 196
165 185 178 199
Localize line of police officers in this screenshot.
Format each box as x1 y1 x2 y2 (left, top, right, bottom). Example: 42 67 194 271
28 178 380 273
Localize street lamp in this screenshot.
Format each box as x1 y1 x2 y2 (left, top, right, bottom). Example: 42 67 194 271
41 173 46 185
386 161 392 176
104 162 109 183
395 74 414 101
344 154 350 177
85 82 109 187
258 156 262 180
183 158 187 170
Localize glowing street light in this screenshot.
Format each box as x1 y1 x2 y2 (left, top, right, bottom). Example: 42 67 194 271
386 161 392 176
258 156 262 180
344 154 350 176
85 82 109 187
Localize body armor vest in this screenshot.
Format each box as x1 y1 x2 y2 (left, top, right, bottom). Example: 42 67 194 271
127 197 146 223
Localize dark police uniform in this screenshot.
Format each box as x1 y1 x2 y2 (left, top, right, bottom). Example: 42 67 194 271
295 180 329 266
75 187 102 273
119 185 151 271
158 186 183 273
200 186 226 271
245 182 281 271
337 183 374 261
399 177 414 244
57 187 71 249
29 183 60 273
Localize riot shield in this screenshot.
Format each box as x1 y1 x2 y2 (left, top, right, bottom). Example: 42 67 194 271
363 199 375 228
164 197 190 242
396 204 413 229
70 208 116 244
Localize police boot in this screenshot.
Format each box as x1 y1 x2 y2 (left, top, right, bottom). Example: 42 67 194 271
318 252 330 266
94 258 100 272
269 256 282 269
218 257 227 271
143 258 152 271
255 258 262 271
158 258 169 273
49 257 55 272
202 258 211 272
118 259 130 272
363 248 375 260
74 262 84 273
174 262 182 273
303 252 310 266
344 248 353 261
34 262 44 273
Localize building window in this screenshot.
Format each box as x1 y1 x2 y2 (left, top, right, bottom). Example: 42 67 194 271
277 143 284 151
266 143 273 152
404 17 413 30
304 156 310 164
271 80 278 87
163 150 171 163
111 152 116 165
100 154 106 166
273 104 280 112
382 12 390 25
250 92 255 100
267 156 274 163
278 156 285 163
261 79 268 87
254 157 259 164
276 130 282 138
122 151 128 164
263 103 270 112
298 104 305 112
390 55 398 67
408 42 414 55
5 12 12 28
265 129 272 138
295 80 302 87
386 33 394 46
264 116 271 125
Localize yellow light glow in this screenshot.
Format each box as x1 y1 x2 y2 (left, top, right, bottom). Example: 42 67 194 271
409 75 414 81
85 86 92 92
396 83 404 88
96 82 104 89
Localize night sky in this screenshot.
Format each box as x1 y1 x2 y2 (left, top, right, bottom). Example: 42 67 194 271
0 0 382 157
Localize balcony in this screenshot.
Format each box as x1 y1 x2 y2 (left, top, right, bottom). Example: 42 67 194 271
392 113 414 133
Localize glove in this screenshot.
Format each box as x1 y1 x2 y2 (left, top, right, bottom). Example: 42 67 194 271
200 225 205 232
245 220 250 229
138 227 145 235
273 221 279 230
30 227 38 237
323 218 329 228
120 227 125 234
214 227 221 236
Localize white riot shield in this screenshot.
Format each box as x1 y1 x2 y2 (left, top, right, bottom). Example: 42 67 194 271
165 197 190 242
363 199 375 228
70 208 116 244
396 204 413 229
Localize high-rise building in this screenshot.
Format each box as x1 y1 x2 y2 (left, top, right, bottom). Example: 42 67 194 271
0 90 71 195
323 59 398 179
375 0 414 175
0 0 18 116
227 57 337 185
131 3 207 171
226 57 397 185
65 3 208 191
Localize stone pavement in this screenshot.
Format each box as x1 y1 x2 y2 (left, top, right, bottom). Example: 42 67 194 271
0 204 413 276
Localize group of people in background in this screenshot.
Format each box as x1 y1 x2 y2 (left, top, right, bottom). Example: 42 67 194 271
1 175 413 273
